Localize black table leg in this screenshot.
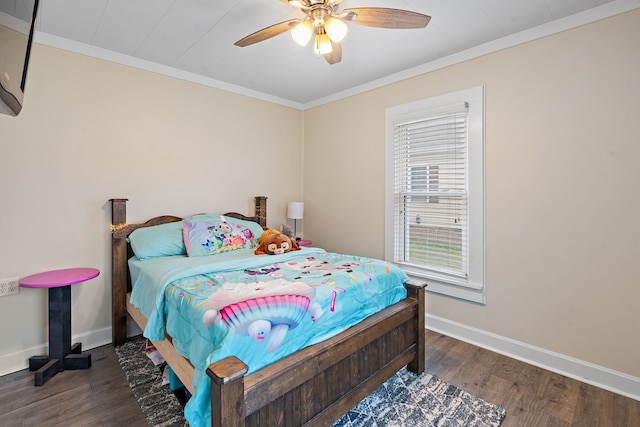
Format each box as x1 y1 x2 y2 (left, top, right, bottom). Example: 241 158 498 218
29 285 91 386
48 285 70 371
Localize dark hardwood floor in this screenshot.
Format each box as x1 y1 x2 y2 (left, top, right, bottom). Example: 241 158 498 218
0 343 147 427
423 330 640 427
1 330 638 426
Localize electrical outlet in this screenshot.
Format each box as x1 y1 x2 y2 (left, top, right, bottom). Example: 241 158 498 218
0 277 19 296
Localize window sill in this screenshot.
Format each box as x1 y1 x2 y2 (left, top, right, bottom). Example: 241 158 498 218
405 272 485 304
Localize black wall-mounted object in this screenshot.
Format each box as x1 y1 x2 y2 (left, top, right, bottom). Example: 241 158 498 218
0 0 40 116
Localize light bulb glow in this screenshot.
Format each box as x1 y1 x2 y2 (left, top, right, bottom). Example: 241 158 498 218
291 20 313 46
313 31 333 55
325 17 347 43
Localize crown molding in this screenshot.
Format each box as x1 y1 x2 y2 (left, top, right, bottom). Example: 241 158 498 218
32 32 305 111
303 0 640 109
30 0 640 111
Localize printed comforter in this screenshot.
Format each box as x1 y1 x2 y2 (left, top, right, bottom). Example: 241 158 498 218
128 246 409 426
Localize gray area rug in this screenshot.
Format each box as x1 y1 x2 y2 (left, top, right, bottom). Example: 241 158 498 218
116 336 505 427
115 337 187 427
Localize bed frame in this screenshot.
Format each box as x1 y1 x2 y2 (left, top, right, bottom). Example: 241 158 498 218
110 196 426 427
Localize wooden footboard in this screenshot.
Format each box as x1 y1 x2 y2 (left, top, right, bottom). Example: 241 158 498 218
207 281 425 427
110 197 426 427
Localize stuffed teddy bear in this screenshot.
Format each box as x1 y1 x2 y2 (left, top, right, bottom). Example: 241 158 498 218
255 229 301 255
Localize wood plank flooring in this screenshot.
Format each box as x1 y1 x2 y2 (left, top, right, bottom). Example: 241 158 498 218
0 330 638 426
0 343 147 426
423 330 640 427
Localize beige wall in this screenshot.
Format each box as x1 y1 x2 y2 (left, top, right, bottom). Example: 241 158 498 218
0 45 303 374
304 10 640 378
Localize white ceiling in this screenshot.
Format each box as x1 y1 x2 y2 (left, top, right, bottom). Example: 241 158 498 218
3 0 638 108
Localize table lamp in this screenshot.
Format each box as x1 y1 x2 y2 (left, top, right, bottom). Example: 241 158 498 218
287 201 304 240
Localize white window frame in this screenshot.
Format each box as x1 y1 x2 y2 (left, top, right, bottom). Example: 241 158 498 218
385 86 485 304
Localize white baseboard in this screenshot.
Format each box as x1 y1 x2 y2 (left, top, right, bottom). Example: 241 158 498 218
0 327 112 377
426 314 640 402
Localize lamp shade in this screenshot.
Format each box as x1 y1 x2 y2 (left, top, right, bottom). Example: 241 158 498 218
291 20 313 46
287 202 304 220
325 17 347 43
313 32 332 55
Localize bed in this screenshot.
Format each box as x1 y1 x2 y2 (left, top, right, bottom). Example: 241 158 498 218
110 196 426 427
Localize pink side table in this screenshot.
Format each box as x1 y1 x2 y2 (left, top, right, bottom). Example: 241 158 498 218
20 267 99 386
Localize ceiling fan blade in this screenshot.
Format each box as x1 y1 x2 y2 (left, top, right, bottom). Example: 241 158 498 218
342 8 431 29
323 42 342 64
235 19 300 47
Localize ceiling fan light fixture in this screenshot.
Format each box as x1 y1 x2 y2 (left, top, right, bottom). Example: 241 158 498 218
291 20 314 46
324 17 347 43
313 31 333 55
237 2 432 65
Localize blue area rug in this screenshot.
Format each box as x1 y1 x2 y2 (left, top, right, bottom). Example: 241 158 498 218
116 336 505 427
332 368 505 427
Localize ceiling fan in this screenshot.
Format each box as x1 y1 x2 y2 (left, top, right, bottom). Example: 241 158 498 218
234 0 431 65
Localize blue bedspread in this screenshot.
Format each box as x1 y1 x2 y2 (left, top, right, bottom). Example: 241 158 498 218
129 246 408 427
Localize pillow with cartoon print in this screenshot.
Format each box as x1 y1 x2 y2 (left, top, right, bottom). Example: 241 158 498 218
182 218 258 257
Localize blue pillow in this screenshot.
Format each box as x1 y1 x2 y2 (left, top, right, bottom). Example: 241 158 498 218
127 214 263 259
128 221 186 260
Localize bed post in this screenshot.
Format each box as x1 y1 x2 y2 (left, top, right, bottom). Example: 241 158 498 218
207 356 249 427
110 198 129 346
405 281 426 374
254 196 267 228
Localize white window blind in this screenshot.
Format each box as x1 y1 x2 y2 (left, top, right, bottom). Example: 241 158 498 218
385 86 485 303
392 104 469 278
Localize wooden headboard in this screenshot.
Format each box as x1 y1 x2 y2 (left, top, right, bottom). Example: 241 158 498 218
109 196 268 346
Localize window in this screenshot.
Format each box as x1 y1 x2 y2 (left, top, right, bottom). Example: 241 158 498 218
385 86 485 303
